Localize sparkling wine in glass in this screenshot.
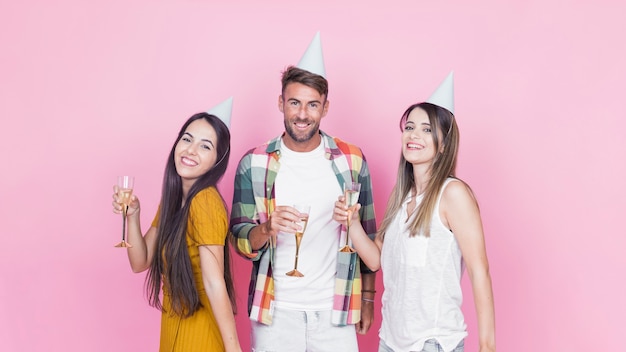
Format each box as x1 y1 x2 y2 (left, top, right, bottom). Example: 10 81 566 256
286 204 310 277
340 181 361 252
115 176 134 248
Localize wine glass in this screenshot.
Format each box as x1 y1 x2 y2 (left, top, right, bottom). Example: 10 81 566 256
285 204 311 277
339 181 361 252
114 176 134 248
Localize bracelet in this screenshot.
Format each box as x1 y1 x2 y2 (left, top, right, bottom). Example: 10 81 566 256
362 298 375 303
361 290 376 293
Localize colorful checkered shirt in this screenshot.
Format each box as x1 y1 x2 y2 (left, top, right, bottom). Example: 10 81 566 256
230 131 377 326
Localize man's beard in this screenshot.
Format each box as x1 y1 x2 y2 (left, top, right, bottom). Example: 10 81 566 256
284 119 319 143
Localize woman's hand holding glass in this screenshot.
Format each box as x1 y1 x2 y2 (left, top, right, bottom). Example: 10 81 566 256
333 197 360 223
339 182 361 252
112 176 139 248
112 186 140 214
333 195 361 252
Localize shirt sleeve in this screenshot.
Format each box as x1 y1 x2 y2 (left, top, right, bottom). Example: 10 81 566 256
188 187 228 246
229 151 264 259
357 153 378 274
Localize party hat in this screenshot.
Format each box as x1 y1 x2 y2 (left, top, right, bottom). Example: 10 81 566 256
426 71 454 114
296 31 326 78
207 96 233 128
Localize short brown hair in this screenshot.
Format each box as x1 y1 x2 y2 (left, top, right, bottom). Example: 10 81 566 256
281 66 329 98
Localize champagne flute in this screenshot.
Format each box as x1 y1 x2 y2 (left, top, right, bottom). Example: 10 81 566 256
114 176 134 248
285 204 310 277
339 181 361 252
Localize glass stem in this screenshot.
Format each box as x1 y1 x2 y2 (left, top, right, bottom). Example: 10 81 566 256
293 245 300 269
122 205 127 242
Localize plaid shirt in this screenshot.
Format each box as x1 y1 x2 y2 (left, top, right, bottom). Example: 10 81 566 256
230 131 376 325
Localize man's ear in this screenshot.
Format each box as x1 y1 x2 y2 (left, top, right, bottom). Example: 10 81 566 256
278 95 284 113
321 99 330 117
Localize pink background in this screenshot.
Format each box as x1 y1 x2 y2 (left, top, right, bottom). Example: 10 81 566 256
1 1 624 351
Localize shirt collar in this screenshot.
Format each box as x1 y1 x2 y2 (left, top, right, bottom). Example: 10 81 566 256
265 130 336 160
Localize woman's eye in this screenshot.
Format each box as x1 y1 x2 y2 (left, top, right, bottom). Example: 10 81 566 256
182 136 191 142
424 128 431 133
201 144 212 151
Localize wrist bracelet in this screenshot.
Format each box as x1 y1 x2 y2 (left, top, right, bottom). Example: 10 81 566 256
361 289 376 293
362 298 375 303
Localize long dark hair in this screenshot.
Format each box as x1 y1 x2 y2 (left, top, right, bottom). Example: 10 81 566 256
146 112 236 317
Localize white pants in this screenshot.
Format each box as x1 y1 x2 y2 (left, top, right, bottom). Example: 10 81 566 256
251 307 358 352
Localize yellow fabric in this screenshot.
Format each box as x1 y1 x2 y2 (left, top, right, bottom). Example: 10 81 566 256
151 187 228 352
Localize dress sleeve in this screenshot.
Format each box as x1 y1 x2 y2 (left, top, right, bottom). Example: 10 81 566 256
151 205 160 228
188 187 229 246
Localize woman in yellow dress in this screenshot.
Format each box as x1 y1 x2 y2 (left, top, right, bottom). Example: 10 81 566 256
112 112 241 351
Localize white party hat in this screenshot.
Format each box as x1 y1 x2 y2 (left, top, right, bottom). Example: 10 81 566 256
426 71 454 114
296 31 326 78
207 96 233 128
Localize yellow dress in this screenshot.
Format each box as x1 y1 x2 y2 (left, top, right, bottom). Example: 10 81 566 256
152 187 228 352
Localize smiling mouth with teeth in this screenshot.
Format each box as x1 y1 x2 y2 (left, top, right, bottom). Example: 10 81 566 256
181 157 198 166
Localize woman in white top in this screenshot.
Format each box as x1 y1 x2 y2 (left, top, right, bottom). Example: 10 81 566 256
334 101 495 352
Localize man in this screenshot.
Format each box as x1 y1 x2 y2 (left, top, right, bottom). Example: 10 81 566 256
230 32 377 351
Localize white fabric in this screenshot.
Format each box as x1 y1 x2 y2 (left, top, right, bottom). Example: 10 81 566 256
273 139 342 310
251 307 357 352
379 178 468 352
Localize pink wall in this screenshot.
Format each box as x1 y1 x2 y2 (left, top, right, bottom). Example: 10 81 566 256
1 1 624 351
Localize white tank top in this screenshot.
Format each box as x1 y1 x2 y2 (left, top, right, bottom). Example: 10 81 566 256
380 178 468 352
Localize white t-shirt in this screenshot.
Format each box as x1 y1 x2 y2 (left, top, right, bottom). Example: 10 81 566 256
273 139 342 310
380 179 468 352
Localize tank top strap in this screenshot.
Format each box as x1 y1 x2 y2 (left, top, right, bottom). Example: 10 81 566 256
434 177 460 217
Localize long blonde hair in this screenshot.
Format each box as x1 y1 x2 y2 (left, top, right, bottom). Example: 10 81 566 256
378 103 459 239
